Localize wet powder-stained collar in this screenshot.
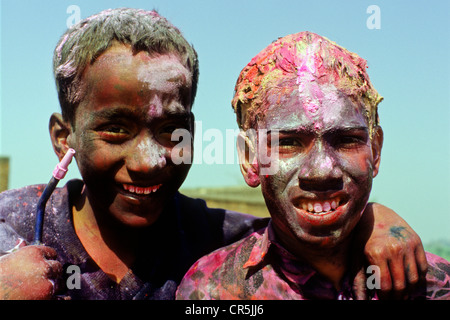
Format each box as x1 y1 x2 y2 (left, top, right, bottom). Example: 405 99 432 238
242 222 355 299
242 222 317 285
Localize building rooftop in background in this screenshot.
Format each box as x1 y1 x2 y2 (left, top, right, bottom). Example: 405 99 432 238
0 157 9 193
180 185 269 218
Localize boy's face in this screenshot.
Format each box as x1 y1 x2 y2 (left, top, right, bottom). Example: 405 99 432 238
255 81 382 249
67 44 193 227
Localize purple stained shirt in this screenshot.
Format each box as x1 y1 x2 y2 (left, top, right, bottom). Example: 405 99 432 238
0 179 268 300
176 223 450 300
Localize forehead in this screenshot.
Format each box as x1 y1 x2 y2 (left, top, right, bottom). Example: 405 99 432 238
260 81 367 132
87 44 192 80
80 44 193 113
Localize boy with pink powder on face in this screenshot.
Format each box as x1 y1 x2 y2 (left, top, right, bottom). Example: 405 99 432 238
0 10 431 300
176 32 450 300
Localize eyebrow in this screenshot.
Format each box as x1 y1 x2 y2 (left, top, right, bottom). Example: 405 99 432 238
323 126 369 135
91 106 192 122
267 126 369 135
91 107 141 121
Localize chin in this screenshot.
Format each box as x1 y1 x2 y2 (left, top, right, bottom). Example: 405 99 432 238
302 229 348 248
115 212 161 228
109 202 164 227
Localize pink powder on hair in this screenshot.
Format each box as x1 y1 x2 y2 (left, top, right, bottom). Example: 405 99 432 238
231 32 383 136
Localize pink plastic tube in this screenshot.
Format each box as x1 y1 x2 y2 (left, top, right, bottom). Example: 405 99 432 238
52 148 76 180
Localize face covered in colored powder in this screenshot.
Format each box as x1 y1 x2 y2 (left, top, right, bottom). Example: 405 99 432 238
255 77 383 251
66 44 193 227
234 32 383 254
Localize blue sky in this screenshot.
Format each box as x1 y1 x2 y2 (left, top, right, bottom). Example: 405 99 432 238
1 0 449 243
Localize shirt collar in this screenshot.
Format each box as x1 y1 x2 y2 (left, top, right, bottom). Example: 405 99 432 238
242 222 317 284
243 221 351 285
241 221 360 299
242 221 272 269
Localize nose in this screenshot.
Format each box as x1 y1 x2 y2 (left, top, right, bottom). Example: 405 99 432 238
298 141 343 192
125 134 167 175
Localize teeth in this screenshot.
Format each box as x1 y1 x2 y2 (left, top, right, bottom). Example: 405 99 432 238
331 200 337 210
300 198 340 214
122 183 162 195
313 203 323 213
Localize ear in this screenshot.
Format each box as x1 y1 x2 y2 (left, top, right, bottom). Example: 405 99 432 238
49 113 72 161
371 126 383 178
236 131 260 187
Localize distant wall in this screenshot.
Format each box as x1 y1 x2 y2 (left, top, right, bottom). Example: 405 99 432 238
0 157 9 192
201 199 270 218
180 186 270 218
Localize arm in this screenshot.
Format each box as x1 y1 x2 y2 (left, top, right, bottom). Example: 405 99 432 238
353 202 428 299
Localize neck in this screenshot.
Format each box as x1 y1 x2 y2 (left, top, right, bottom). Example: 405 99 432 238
301 242 350 290
72 187 139 283
274 227 351 290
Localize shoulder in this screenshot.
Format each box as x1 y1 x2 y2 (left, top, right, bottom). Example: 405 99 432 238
0 184 46 221
177 192 269 244
177 192 263 225
0 184 47 247
176 230 262 300
0 180 81 241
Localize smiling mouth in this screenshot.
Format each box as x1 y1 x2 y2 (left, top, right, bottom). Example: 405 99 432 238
121 183 163 195
297 197 342 215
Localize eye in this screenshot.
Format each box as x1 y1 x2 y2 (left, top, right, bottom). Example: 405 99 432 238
160 125 178 135
278 138 302 147
105 126 128 134
335 135 366 149
156 122 192 147
273 136 305 149
270 136 305 157
97 125 131 143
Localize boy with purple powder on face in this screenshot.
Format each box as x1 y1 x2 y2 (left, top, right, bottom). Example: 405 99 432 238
176 32 450 300
0 10 431 300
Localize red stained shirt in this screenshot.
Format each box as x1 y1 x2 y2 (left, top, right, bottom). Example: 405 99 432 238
176 223 450 300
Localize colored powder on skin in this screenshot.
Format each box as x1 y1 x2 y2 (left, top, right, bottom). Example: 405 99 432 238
136 138 167 168
231 32 383 137
296 43 321 121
